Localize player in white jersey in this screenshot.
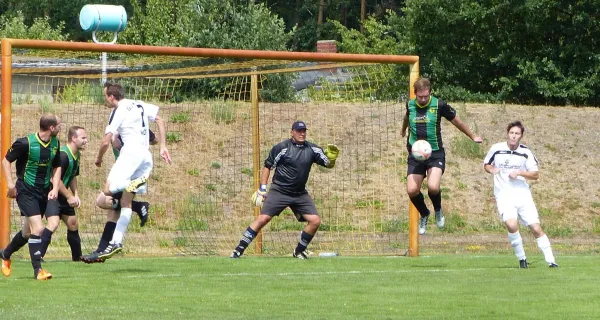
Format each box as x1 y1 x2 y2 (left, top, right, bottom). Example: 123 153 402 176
92 82 172 261
483 121 558 268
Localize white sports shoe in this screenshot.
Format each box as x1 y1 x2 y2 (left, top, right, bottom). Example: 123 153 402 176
419 214 429 235
435 209 445 228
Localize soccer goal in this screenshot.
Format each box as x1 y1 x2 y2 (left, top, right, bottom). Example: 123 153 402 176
0 39 421 257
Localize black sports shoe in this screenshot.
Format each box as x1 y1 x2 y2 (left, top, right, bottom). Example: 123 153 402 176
97 243 123 261
230 250 242 258
519 259 528 269
81 252 104 264
139 202 150 227
549 263 559 268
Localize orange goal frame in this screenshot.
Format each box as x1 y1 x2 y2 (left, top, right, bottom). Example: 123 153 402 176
0 38 421 256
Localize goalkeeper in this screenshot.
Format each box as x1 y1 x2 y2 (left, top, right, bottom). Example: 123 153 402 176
231 121 339 259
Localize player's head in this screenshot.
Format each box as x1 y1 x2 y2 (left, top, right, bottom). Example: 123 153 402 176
40 113 62 136
506 121 525 147
291 120 307 144
413 77 431 106
103 82 125 108
68 126 88 150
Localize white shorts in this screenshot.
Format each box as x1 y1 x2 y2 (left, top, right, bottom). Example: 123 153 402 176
495 195 540 226
107 148 153 184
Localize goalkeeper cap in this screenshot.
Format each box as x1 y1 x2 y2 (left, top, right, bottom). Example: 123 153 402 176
292 121 308 131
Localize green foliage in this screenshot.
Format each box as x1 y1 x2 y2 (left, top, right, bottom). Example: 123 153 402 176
399 0 600 105
170 111 192 124
450 135 485 160
355 199 384 209
210 101 237 124
375 219 408 232
166 132 182 143
240 168 252 176
211 162 222 169
175 193 215 231
0 11 68 40
57 82 104 104
187 168 200 177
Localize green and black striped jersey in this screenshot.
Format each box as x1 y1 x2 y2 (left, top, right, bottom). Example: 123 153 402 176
405 96 457 152
59 145 80 188
5 133 61 189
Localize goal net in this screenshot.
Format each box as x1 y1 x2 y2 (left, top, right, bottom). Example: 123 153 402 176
1 40 419 257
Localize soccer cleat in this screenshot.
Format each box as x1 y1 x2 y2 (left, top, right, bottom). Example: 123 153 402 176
549 262 559 268
1 250 11 277
419 214 430 235
139 202 150 227
35 269 52 280
435 209 445 228
97 243 123 260
125 176 148 193
81 252 105 264
230 250 242 258
293 250 309 259
519 259 528 269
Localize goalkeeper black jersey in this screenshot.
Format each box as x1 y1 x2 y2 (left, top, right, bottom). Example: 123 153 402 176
264 139 330 195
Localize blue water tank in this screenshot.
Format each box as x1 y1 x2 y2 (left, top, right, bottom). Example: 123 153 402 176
79 5 127 32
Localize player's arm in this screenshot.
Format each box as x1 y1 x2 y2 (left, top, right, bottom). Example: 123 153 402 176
484 164 500 175
154 115 172 164
95 133 113 167
48 143 62 200
401 105 409 137
69 178 80 207
483 146 500 174
3 138 28 198
510 170 539 180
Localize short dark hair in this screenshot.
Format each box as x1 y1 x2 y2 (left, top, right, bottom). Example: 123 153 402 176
413 77 431 93
507 121 525 134
39 114 58 131
104 82 125 100
68 126 85 142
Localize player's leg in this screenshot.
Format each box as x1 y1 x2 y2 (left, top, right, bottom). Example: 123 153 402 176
39 200 60 259
1 217 29 277
291 193 321 259
130 184 150 227
231 189 287 258
407 158 429 234
521 201 558 267
94 192 120 252
499 200 527 268
61 212 82 261
103 151 146 196
27 213 51 280
426 150 446 228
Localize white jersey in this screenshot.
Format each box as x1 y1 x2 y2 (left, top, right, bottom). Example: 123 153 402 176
105 99 159 153
483 142 539 199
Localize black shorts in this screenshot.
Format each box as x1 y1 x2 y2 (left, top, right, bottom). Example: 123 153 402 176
16 180 60 218
112 192 123 210
57 195 76 216
407 149 446 176
261 188 318 222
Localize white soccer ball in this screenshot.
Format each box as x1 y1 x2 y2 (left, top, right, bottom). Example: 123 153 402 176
411 140 432 161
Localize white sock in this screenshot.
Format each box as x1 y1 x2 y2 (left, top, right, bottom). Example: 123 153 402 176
109 179 131 194
508 231 526 260
111 208 133 244
536 234 556 264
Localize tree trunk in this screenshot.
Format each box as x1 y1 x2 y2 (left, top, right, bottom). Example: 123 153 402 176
317 0 325 25
360 0 366 33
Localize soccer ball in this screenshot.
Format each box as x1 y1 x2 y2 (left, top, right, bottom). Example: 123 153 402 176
411 140 432 161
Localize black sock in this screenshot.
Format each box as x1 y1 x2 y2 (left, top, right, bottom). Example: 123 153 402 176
40 228 54 258
67 229 82 261
234 227 258 254
294 231 314 254
132 201 144 218
28 235 43 273
428 191 442 212
3 230 29 259
97 222 117 252
409 193 430 217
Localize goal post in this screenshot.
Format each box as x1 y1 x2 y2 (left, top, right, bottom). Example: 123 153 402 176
0 38 421 257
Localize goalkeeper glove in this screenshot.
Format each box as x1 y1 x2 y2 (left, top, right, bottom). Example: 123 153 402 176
324 144 339 167
251 184 268 207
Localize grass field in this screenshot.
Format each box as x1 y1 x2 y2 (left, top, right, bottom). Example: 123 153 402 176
1 254 599 319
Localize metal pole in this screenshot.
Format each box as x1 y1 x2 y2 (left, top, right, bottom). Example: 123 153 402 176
250 68 262 254
407 60 420 257
0 39 13 248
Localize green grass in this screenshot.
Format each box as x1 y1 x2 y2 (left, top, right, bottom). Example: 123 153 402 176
0 255 598 319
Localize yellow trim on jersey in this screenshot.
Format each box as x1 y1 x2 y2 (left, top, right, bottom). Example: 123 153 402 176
34 132 51 148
